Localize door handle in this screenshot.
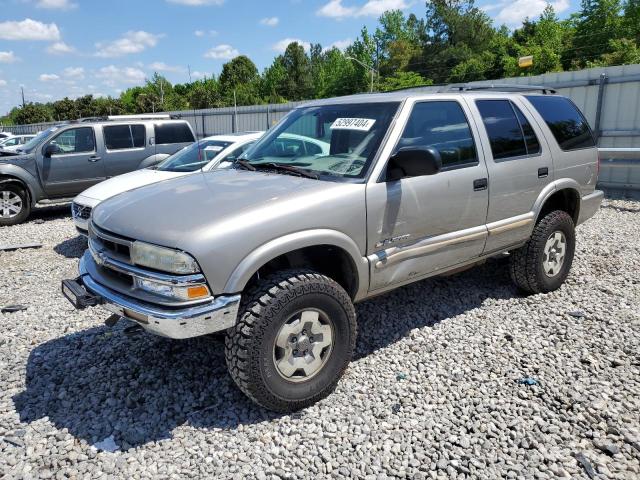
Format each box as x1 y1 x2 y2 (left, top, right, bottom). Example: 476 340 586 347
473 178 488 191
538 167 549 178
88 156 101 162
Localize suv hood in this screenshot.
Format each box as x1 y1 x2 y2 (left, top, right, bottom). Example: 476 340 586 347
92 168 364 248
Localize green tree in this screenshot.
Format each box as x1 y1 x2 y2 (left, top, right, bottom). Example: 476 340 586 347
12 103 52 124
571 0 623 66
280 42 313 100
379 71 431 91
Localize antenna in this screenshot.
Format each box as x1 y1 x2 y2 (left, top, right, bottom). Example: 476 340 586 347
21 86 25 108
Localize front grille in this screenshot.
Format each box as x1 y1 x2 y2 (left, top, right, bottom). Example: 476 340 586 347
89 223 132 264
72 202 92 221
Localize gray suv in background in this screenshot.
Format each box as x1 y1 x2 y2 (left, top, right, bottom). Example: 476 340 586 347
63 87 603 412
0 115 195 225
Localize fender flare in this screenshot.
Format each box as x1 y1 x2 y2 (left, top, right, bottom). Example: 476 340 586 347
0 164 44 206
224 229 369 300
137 154 170 169
532 178 582 222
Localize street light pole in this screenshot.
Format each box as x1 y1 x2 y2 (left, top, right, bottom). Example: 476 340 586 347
346 56 375 93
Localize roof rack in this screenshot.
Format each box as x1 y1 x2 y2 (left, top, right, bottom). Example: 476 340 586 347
441 83 557 94
70 114 182 124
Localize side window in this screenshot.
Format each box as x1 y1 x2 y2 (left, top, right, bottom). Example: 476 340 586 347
50 127 95 154
525 95 596 150
131 124 146 147
104 125 133 150
398 101 477 168
154 123 195 145
476 100 527 160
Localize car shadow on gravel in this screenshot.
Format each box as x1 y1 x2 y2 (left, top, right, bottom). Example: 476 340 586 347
29 205 71 222
13 257 518 450
54 235 87 259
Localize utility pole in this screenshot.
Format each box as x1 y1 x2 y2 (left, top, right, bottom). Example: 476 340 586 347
346 56 375 93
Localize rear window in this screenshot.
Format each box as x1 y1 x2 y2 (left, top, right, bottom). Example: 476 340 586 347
104 124 146 150
154 123 195 145
525 96 595 151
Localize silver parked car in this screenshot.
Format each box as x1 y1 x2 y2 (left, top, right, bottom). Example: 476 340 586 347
0 115 195 225
63 87 603 412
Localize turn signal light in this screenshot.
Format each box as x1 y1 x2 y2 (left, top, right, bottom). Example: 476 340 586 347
187 285 210 299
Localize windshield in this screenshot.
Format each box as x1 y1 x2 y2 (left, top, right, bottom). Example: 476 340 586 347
241 102 400 181
20 126 61 153
156 140 233 172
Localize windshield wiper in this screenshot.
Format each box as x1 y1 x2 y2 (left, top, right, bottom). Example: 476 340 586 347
235 159 256 171
255 162 318 179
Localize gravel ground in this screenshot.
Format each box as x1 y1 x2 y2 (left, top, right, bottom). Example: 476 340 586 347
0 199 639 479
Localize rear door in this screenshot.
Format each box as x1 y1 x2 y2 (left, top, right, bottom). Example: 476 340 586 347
39 126 106 197
153 122 195 157
465 97 552 253
102 123 148 177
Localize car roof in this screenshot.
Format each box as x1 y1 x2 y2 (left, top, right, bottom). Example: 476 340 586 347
300 89 550 107
200 131 264 142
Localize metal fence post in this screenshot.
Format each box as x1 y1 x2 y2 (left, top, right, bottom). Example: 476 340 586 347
594 73 608 145
266 105 271 130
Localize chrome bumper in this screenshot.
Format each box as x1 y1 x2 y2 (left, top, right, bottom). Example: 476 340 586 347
77 255 240 339
577 190 604 225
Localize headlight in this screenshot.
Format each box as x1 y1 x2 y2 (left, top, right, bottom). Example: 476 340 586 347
135 278 210 301
130 241 199 274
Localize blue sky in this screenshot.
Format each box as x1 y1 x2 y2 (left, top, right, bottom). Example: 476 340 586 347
0 0 580 115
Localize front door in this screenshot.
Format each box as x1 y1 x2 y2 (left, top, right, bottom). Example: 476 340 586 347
366 99 490 293
40 126 106 197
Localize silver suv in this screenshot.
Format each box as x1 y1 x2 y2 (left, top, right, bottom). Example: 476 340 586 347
0 115 195 225
62 87 603 412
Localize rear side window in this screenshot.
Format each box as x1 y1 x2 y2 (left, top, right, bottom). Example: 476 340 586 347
154 123 195 145
525 95 595 150
104 124 146 150
477 100 530 160
397 100 477 168
514 106 540 154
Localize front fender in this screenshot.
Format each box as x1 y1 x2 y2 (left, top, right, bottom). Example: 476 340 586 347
138 154 169 169
0 163 44 205
224 229 369 301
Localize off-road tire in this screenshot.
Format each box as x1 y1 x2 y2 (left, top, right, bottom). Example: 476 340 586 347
509 210 576 294
0 183 30 226
225 270 357 412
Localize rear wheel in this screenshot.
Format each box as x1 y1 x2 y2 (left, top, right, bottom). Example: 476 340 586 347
509 210 575 294
0 183 30 226
225 270 356 412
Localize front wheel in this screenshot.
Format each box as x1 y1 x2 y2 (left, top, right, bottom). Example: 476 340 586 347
509 210 576 294
0 183 30 226
225 270 356 412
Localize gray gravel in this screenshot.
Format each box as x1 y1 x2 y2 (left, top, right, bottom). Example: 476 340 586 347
1 199 639 479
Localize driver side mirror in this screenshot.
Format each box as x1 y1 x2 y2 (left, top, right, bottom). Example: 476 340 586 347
386 147 442 182
43 144 60 158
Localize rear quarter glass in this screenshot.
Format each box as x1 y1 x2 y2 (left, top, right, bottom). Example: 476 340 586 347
524 95 596 151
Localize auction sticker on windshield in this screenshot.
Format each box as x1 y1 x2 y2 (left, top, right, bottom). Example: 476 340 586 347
330 118 376 132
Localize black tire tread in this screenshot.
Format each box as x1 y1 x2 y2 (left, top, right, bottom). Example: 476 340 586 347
224 269 356 412
509 210 574 294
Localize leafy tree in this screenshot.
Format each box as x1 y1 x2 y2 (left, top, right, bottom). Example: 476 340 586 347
571 0 623 66
12 103 52 124
379 71 431 91
280 42 313 101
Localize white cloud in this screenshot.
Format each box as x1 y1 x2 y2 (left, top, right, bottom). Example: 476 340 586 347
204 44 239 59
46 41 75 55
96 65 146 87
260 17 279 26
39 73 60 82
0 80 7 87
95 31 163 58
190 70 207 79
167 0 224 5
0 51 18 63
327 38 352 51
0 19 61 41
493 0 570 26
63 67 85 79
272 38 311 53
194 29 217 37
36 0 77 9
317 0 409 19
148 61 185 73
